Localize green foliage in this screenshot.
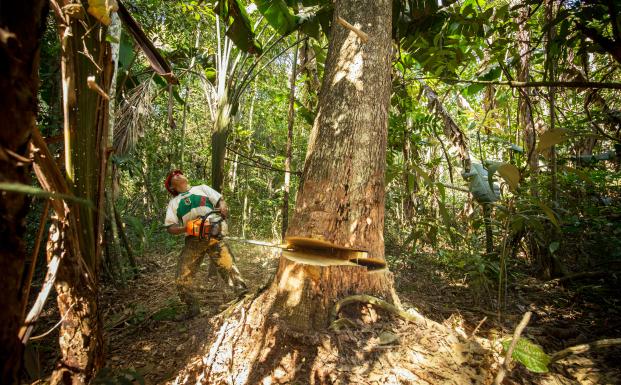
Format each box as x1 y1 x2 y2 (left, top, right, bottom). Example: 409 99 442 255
501 337 551 373
215 0 263 54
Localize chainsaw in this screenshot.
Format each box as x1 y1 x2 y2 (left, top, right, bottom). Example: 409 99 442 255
184 211 386 271
185 209 224 241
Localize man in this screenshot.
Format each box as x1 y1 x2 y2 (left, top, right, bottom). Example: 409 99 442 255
164 169 247 320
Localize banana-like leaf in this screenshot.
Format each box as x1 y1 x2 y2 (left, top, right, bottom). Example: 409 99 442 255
216 0 263 55
502 337 551 373
255 0 298 35
255 1 331 39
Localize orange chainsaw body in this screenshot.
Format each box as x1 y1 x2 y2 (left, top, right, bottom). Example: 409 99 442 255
185 218 211 238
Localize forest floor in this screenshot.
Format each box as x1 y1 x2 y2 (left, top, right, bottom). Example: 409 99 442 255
26 241 621 384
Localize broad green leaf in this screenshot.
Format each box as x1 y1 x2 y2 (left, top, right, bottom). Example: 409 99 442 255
536 201 560 230
502 337 551 373
215 0 262 55
536 130 567 153
497 163 520 190
255 0 298 36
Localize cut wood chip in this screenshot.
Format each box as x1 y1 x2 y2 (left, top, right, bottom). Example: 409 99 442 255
283 237 386 270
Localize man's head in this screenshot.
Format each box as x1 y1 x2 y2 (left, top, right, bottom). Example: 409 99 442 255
165 170 189 196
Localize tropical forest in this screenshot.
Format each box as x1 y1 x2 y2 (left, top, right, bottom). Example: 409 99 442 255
1 0 621 384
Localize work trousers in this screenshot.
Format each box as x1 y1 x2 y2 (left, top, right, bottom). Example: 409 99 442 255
175 236 247 311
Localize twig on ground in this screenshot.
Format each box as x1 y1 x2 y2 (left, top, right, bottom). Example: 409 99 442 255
471 316 487 339
550 338 621 362
494 311 532 385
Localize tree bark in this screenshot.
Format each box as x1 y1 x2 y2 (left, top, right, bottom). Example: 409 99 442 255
47 218 104 385
516 4 537 194
274 0 398 331
0 1 48 383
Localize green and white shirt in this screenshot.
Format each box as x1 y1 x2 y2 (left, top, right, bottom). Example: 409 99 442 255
164 185 222 227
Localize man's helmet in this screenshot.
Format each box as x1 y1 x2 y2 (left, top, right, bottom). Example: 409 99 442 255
165 169 183 196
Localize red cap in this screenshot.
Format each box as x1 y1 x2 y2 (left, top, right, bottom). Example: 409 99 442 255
165 169 183 196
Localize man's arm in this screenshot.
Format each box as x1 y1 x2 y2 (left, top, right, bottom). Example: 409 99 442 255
167 224 186 235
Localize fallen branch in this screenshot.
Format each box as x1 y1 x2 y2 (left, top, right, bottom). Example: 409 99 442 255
550 338 621 362
494 311 531 385
547 270 617 284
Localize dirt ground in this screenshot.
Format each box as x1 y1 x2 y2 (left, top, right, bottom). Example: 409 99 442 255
24 241 621 384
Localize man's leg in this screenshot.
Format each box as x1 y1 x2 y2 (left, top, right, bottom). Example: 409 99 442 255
207 240 248 295
175 237 207 318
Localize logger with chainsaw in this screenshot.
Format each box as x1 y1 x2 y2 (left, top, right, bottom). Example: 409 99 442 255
164 169 247 320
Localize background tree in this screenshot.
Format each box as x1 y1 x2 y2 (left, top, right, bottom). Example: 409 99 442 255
0 2 48 383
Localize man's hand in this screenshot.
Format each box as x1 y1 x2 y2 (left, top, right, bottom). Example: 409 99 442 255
167 224 186 235
217 199 229 219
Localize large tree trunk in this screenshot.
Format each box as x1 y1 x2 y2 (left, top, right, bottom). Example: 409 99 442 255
0 2 48 383
276 0 397 330
175 3 495 384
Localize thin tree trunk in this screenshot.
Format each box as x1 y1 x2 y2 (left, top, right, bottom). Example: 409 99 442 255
275 0 398 330
402 116 418 220
546 0 558 203
51 1 111 381
114 204 137 274
0 2 48 382
282 41 299 239
517 2 538 195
